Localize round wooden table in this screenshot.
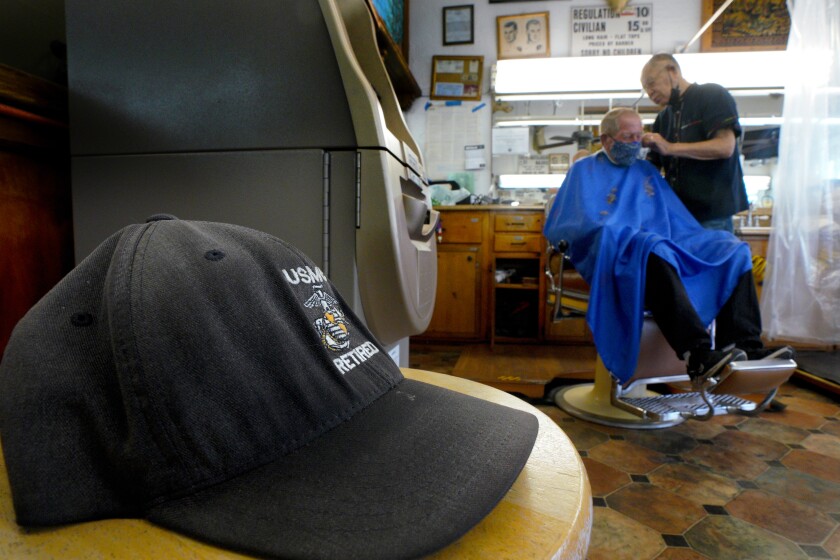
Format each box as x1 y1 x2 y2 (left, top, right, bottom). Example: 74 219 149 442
0 368 592 559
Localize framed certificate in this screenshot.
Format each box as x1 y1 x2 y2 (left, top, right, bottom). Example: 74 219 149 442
443 5 474 46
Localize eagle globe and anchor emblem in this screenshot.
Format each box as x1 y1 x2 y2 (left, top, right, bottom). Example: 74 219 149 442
304 287 351 351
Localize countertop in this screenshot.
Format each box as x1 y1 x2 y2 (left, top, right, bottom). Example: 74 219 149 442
736 226 772 237
433 204 545 211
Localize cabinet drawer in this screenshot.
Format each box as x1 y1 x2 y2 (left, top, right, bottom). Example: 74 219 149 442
494 233 542 252
494 213 543 232
439 212 484 244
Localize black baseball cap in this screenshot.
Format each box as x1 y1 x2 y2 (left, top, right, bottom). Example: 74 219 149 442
0 216 538 559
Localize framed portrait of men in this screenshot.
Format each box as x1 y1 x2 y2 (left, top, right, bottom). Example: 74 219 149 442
496 12 550 59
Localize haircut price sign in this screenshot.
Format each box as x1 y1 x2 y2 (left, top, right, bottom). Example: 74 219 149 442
571 4 652 57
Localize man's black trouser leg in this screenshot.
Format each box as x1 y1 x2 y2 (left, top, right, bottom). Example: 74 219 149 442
644 254 709 358
713 268 763 351
644 254 763 357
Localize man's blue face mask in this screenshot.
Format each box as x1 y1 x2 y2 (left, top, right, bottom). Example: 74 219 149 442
608 139 641 167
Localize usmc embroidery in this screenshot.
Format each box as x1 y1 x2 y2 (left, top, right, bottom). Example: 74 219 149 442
304 288 351 352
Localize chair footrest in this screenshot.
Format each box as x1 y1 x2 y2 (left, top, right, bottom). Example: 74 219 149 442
620 392 757 422
712 358 797 395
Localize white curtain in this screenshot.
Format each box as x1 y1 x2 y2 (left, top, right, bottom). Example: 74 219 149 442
760 0 840 343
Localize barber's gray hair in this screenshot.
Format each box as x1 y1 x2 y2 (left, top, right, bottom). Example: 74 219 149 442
644 53 681 74
601 108 640 137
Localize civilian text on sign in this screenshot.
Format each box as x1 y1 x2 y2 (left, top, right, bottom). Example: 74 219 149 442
571 4 652 57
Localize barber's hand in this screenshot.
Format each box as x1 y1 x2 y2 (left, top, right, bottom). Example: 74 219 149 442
642 133 672 156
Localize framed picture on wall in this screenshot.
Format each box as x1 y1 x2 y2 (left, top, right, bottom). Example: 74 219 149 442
430 55 484 101
443 5 474 45
369 0 408 56
700 0 789 52
497 12 550 59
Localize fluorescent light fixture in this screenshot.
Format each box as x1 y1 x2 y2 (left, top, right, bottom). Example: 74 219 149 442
495 88 782 102
495 116 657 127
498 174 566 189
740 116 785 126
495 91 644 102
778 117 840 125
496 118 602 127
494 116 781 127
495 55 650 96
494 51 789 99
730 88 784 97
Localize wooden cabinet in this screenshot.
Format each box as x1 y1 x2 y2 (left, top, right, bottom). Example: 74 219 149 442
438 210 485 244
494 233 543 252
491 210 545 344
494 213 543 234
417 206 553 344
425 249 483 337
422 211 488 340
737 228 770 301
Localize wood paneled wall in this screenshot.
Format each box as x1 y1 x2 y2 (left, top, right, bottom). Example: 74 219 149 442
0 65 73 356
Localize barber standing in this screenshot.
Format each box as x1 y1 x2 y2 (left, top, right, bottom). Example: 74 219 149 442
640 53 748 232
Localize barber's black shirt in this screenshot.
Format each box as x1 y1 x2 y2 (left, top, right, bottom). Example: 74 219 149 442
648 83 748 222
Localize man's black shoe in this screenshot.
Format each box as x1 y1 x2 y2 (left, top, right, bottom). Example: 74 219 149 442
686 347 748 382
744 346 795 361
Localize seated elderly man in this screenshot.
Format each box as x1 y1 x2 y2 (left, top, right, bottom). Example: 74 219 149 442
544 107 791 385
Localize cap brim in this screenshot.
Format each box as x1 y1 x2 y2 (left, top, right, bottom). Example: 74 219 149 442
147 378 538 560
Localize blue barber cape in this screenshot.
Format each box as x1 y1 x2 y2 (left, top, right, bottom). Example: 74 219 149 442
543 152 752 383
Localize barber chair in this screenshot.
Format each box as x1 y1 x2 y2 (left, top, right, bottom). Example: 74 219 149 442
545 241 797 429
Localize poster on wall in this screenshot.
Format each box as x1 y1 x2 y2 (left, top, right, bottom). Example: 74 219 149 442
491 128 529 155
570 4 652 57
430 55 484 101
700 0 789 52
370 0 405 47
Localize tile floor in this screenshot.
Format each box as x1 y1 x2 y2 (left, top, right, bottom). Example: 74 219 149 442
409 342 840 560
